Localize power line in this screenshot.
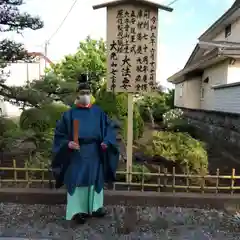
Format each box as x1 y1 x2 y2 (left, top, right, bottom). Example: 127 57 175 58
167 0 180 6
46 0 78 44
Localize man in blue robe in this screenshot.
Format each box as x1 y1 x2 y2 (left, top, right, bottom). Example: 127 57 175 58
52 74 119 224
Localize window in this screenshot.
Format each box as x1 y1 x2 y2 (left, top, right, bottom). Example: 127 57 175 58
225 24 231 38
200 87 204 100
179 83 183 97
203 77 209 83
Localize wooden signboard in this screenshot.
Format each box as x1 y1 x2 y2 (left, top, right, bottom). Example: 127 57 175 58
93 0 173 181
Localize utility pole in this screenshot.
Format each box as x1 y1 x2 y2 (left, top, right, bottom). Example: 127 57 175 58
44 41 48 70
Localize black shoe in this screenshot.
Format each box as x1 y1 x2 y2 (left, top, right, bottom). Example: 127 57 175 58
72 213 88 224
92 208 106 218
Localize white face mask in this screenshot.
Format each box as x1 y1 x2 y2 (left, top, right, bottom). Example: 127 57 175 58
77 94 90 105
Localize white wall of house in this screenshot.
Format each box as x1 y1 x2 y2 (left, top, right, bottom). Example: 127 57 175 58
174 61 229 110
0 97 7 116
2 57 48 117
200 60 228 110
214 85 240 113
174 76 201 109
213 17 240 42
174 83 183 107
173 11 240 113
227 59 240 84
174 59 240 111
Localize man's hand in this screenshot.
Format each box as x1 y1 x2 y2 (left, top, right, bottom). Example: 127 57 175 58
101 142 108 151
68 141 80 150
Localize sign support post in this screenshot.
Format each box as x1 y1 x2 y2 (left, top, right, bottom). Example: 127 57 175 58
127 93 133 182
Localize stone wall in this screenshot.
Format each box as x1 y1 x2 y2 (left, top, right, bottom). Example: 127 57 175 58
181 108 240 147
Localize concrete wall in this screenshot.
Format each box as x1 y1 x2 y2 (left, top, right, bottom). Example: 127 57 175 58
182 108 240 148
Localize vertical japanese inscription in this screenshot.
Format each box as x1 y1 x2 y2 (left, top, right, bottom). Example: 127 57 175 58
149 14 157 91
120 10 132 90
107 5 158 92
135 8 150 92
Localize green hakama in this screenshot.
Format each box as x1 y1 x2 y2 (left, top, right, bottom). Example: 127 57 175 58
66 185 103 220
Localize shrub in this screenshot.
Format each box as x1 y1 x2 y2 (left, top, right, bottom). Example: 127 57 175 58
163 108 183 127
41 103 69 128
144 131 208 175
167 119 197 138
116 163 151 182
138 92 173 123
0 117 18 135
19 103 69 132
26 128 55 168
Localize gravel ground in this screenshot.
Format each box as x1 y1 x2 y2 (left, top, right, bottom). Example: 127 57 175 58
1 203 240 239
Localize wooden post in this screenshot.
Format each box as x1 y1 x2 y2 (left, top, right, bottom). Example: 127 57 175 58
126 93 133 182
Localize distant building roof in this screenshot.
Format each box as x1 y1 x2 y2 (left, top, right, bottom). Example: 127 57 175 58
199 0 240 41
28 52 53 65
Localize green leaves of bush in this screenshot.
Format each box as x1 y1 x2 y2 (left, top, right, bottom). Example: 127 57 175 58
144 131 208 175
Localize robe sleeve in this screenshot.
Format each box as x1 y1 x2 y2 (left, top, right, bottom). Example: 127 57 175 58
101 112 118 150
100 110 120 183
52 111 71 168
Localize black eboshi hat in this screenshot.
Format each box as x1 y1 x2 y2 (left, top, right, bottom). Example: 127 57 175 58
76 73 91 92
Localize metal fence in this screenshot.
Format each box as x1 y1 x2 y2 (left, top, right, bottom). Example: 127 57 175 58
1 160 240 194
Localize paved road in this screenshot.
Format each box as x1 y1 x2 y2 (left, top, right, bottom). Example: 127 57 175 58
0 238 51 240
1 203 240 239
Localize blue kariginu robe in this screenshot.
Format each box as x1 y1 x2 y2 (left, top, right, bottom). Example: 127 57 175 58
51 104 119 218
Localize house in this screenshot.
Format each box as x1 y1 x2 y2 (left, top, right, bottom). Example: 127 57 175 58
1 52 52 117
168 0 240 114
0 97 7 116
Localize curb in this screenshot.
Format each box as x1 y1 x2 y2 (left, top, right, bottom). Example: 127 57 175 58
1 188 240 209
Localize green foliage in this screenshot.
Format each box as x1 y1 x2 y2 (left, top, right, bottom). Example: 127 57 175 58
133 107 144 140
51 36 106 96
163 109 197 137
144 131 208 175
25 128 55 168
19 103 69 132
165 89 174 109
95 83 144 141
41 103 69 128
138 92 171 122
0 0 43 98
0 37 105 109
163 108 184 127
20 108 48 132
132 163 151 182
167 119 197 138
0 117 18 135
0 116 35 151
117 163 151 182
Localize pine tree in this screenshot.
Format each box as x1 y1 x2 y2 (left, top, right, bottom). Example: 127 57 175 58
0 0 43 106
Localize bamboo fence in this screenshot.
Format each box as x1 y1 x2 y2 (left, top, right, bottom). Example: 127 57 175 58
0 160 240 194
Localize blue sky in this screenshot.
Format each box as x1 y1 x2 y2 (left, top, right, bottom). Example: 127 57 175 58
3 0 236 87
